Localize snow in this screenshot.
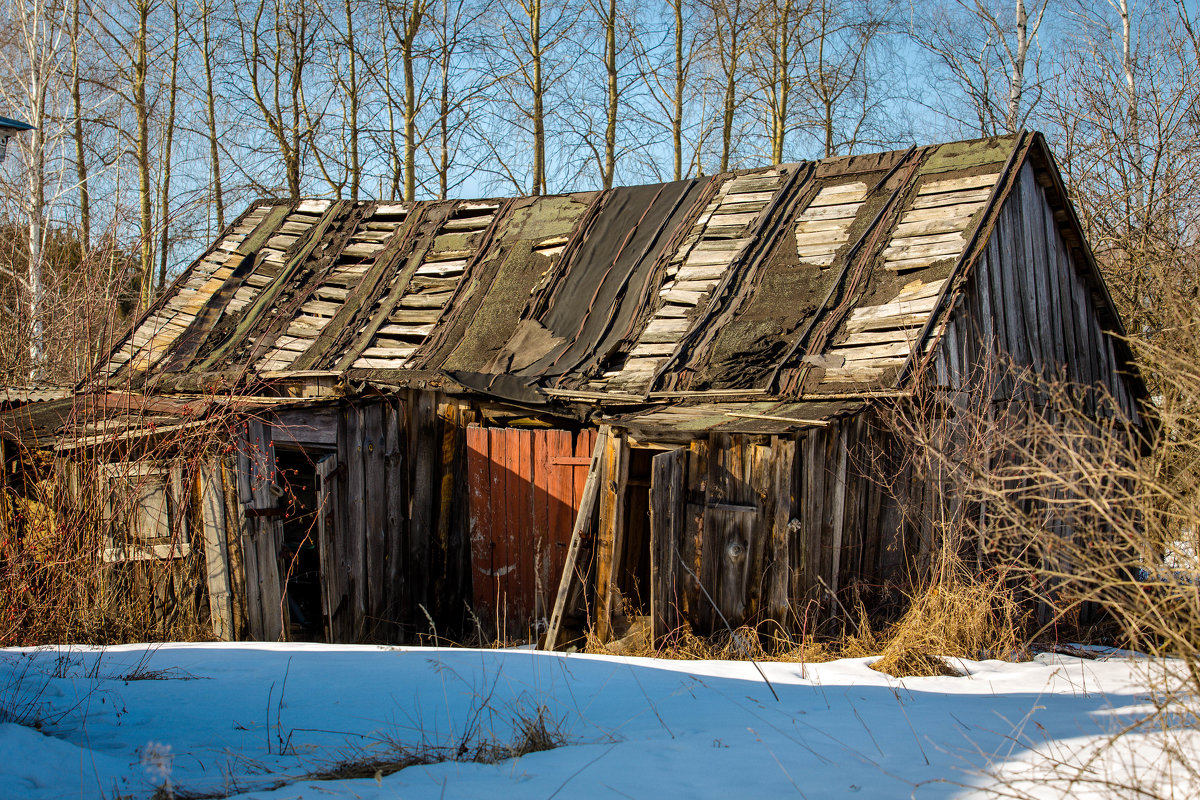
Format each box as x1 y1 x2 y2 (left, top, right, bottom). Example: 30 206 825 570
0 642 1195 799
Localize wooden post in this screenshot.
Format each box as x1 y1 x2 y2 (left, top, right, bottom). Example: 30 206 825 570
593 429 629 643
650 448 686 641
543 426 609 651
316 454 340 643
199 456 234 640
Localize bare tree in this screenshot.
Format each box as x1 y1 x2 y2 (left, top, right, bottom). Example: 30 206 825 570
749 0 817 162
384 0 432 201
482 0 575 194
426 0 496 198
794 0 891 157
702 0 756 171
68 0 92 251
1045 0 1200 337
912 0 1051 136
0 0 69 376
195 0 226 231
156 0 180 290
236 0 320 199
634 0 703 180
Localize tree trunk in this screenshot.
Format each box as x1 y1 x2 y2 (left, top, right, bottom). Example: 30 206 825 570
530 0 545 195
672 0 684 180
201 0 225 231
135 0 154 308
70 0 91 252
603 0 617 188
158 0 181 291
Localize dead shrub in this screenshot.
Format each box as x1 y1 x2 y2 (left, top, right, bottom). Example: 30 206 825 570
870 572 1028 678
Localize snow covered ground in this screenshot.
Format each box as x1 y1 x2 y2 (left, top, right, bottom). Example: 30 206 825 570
0 642 1195 799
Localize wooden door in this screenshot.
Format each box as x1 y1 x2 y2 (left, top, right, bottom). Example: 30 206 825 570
466 425 597 636
238 419 285 642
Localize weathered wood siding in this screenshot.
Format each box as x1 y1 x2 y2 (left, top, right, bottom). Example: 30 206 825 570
321 393 475 642
646 419 924 638
223 393 476 644
932 161 1139 422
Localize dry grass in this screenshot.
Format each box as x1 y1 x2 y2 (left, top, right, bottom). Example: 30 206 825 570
582 568 1028 679
307 703 567 785
871 573 1029 677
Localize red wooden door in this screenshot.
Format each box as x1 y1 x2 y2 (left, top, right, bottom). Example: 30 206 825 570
466 425 596 637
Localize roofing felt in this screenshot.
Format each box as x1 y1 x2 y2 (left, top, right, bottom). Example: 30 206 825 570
82 132 1130 430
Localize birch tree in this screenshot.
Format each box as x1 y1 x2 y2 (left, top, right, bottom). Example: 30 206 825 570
912 0 1051 136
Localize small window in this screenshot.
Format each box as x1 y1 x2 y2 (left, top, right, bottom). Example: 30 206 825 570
101 462 191 562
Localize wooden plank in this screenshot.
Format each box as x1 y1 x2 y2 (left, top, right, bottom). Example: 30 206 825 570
672 263 724 283
848 294 939 322
891 217 975 238
831 341 912 361
911 187 992 209
362 403 386 637
515 427 535 622
882 239 966 261
827 422 849 602
408 393 438 636
500 428 523 628
532 428 553 619
383 401 407 642
917 173 999 195
796 218 856 233
314 454 339 642
544 427 609 650
642 317 690 343
593 429 628 643
840 327 922 347
650 447 686 641
466 425 493 618
199 457 234 641
486 427 508 631
546 429 575 602
796 202 863 221
343 408 367 639
794 229 853 247
767 438 794 626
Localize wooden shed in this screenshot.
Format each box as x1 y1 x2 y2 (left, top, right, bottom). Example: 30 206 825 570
0 132 1145 646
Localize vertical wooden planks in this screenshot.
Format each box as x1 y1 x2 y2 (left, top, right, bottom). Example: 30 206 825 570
593 429 628 642
515 428 534 621
221 456 249 639
315 453 340 643
827 421 849 603
249 420 285 641
329 409 354 640
345 406 367 639
532 427 553 619
408 392 438 636
649 447 686 641
500 428 522 628
544 427 609 650
466 424 492 615
199 456 233 640
545 429 575 601
486 426 508 628
435 402 462 622
362 403 386 637
383 400 408 642
766 437 795 626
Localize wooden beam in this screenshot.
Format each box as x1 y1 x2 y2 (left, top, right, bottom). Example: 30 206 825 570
199 456 234 641
593 429 629 643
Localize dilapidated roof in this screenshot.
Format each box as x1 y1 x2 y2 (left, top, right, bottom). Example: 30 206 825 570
81 132 1134 432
